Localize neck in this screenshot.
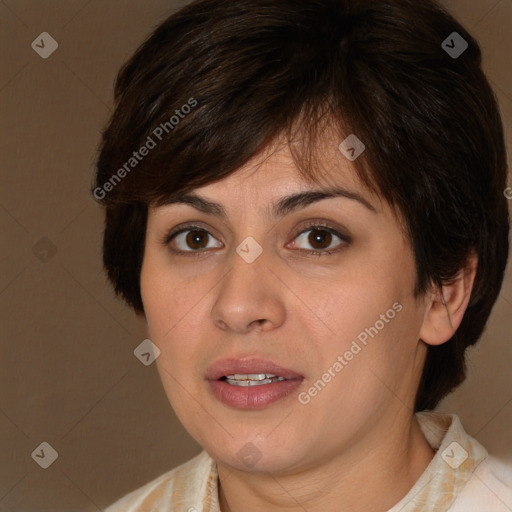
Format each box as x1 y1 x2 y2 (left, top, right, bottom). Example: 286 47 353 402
218 413 435 512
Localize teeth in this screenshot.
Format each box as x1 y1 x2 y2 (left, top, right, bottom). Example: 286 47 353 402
226 373 277 380
224 373 286 387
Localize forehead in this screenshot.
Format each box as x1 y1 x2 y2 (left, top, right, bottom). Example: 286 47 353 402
182 138 380 204
219 137 361 189
152 139 384 218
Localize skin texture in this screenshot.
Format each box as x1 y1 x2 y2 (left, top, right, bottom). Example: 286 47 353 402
140 139 477 512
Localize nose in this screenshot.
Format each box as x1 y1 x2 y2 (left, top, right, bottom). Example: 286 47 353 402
210 245 286 334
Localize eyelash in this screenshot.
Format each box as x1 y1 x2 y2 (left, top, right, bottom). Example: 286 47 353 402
161 222 351 258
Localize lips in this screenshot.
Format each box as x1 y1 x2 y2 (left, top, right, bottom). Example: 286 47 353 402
205 358 303 382
205 357 304 409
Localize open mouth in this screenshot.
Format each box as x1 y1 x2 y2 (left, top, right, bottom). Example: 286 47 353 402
221 373 287 387
206 358 304 409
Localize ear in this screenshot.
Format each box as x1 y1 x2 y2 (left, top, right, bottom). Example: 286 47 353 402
419 252 478 346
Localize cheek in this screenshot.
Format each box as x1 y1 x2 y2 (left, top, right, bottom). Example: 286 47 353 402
291 260 419 411
305 239 412 325
140 257 211 376
140 253 195 338
314 300 423 416
291 265 408 357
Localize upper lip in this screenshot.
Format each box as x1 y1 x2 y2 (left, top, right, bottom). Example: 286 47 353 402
205 358 303 381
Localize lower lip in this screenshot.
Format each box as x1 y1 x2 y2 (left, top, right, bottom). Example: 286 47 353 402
208 378 303 409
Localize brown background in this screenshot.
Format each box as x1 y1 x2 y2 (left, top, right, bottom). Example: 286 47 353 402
1 1 511 511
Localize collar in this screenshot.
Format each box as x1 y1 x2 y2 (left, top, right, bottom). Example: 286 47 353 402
388 411 488 511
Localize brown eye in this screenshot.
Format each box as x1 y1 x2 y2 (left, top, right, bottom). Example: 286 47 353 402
185 230 209 250
307 228 334 250
293 226 348 254
169 228 223 253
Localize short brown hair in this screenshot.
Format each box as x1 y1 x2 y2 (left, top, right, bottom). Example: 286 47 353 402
93 0 510 411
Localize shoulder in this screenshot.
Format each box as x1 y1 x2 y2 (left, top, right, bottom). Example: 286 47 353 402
104 450 217 512
448 454 512 512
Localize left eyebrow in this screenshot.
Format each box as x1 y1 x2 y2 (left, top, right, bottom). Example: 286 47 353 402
159 187 377 220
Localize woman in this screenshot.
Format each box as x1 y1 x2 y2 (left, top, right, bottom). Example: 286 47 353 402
93 0 511 510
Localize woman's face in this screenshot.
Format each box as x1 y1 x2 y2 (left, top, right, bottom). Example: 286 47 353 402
140 141 430 475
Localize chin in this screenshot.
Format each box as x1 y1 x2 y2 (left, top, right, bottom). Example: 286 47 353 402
199 429 307 475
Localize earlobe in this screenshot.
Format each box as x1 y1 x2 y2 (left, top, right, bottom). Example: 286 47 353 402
419 252 478 347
